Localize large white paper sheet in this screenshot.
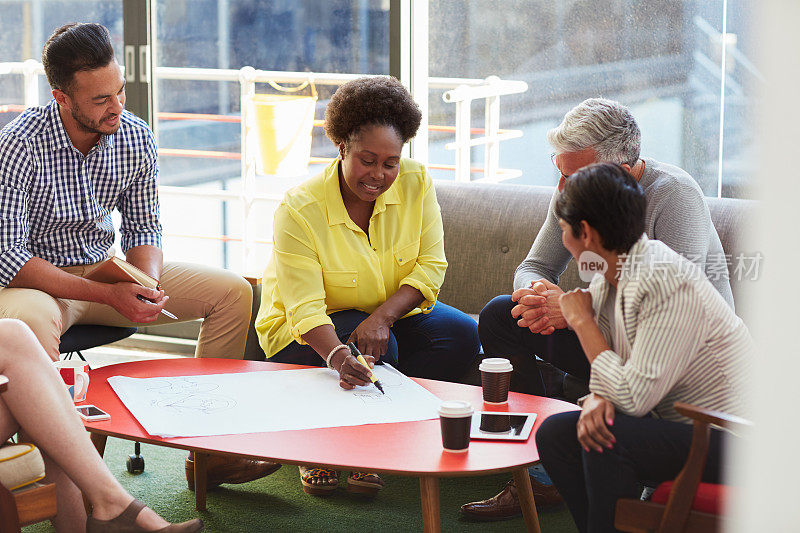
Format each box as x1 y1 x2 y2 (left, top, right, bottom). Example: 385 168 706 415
107 365 441 437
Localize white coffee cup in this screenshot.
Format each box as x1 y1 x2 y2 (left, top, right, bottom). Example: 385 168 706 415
53 361 90 403
438 400 474 452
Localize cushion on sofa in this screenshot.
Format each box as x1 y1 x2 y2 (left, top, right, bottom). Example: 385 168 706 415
706 196 757 312
435 181 586 315
0 443 46 491
244 283 265 360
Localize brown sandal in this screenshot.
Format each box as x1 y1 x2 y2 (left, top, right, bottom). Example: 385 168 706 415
299 465 339 495
346 471 384 496
86 498 204 532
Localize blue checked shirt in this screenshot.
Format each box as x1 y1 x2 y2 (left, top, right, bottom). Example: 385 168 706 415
0 100 162 287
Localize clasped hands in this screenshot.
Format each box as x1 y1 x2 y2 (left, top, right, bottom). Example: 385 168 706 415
511 279 567 334
512 280 596 334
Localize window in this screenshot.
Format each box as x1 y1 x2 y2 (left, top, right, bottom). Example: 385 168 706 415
0 1 123 129
428 0 759 197
153 0 391 271
0 0 762 278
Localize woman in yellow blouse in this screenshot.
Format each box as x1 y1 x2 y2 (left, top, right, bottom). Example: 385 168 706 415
255 76 480 496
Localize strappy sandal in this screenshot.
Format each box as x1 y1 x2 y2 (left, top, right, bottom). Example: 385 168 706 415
298 465 339 495
86 498 204 532
346 471 384 496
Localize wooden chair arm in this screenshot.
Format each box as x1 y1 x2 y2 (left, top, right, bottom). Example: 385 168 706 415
243 276 262 286
674 402 752 432
658 402 750 532
0 374 7 393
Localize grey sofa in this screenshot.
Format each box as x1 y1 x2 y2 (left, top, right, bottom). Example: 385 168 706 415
243 181 756 359
434 180 756 315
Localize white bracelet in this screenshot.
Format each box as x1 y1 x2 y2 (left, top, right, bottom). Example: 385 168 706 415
325 344 349 369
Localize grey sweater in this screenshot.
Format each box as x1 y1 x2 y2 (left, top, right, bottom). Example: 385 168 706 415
513 157 735 310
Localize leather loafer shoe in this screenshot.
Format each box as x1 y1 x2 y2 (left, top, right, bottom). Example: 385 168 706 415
460 476 563 521
185 455 281 491
528 475 563 507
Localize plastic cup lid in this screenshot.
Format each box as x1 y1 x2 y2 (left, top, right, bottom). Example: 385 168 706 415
438 400 474 416
479 358 513 372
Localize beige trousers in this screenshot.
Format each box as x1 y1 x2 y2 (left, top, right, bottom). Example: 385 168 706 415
0 261 253 361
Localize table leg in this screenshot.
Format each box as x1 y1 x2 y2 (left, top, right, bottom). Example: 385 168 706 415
419 476 440 533
90 433 107 457
194 453 207 511
513 467 541 533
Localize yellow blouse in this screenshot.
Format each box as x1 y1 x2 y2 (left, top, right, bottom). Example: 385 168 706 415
255 158 447 358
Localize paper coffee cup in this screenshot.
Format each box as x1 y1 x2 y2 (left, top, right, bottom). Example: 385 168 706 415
479 358 513 404
438 400 474 453
54 361 90 403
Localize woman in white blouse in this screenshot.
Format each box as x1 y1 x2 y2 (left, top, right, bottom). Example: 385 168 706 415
535 162 753 533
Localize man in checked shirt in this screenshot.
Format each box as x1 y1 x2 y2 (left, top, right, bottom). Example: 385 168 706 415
0 23 279 490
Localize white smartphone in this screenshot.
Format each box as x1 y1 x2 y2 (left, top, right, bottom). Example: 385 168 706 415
75 405 110 421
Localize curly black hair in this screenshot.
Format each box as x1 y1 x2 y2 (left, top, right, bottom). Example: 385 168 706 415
324 76 421 148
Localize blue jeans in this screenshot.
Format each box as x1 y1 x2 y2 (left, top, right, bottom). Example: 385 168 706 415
479 295 587 396
536 411 726 533
270 302 480 383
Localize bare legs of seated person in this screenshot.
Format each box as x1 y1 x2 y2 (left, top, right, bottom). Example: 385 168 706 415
0 319 202 533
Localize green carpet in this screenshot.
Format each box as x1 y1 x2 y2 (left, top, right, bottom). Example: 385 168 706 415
24 438 578 532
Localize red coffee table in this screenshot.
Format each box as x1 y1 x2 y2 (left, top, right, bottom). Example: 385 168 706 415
83 358 578 532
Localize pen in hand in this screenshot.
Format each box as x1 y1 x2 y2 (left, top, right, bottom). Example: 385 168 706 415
136 294 178 320
348 342 384 394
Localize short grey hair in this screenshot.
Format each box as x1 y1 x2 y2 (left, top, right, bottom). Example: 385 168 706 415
547 98 641 167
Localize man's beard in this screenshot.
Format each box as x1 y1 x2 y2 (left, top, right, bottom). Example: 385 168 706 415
70 105 120 136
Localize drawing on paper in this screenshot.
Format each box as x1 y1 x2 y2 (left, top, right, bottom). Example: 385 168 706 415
353 390 392 405
107 364 442 438
146 377 236 415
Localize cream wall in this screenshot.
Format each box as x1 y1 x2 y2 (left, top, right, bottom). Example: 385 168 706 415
731 1 800 530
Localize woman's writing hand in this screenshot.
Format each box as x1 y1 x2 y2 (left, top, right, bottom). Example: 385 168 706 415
347 313 391 361
330 351 375 390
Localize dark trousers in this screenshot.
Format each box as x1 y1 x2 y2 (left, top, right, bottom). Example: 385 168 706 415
536 411 726 533
270 302 480 383
479 295 587 396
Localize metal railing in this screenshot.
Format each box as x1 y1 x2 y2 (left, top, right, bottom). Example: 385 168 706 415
442 76 527 182
0 60 40 108
0 61 528 271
